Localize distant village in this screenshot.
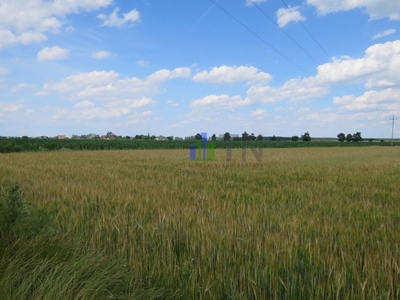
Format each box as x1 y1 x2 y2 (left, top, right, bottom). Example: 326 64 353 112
6 132 292 141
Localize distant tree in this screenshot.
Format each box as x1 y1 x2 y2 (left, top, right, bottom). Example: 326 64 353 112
337 133 346 142
346 133 353 142
211 134 217 141
352 132 362 142
242 131 249 140
302 132 311 142
256 134 263 141
250 133 256 140
223 132 231 141
167 136 173 140
271 135 277 141
125 136 131 139
86 133 98 139
195 133 202 140
106 131 114 138
291 135 299 142
151 135 156 140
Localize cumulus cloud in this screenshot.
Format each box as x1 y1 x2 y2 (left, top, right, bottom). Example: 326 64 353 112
0 0 113 48
74 100 95 108
0 29 47 48
189 40 400 115
190 94 249 109
167 100 179 107
250 109 267 119
315 40 400 89
37 46 69 61
276 6 305 28
97 8 141 27
142 110 152 116
0 101 23 115
193 65 272 85
307 0 400 20
92 50 111 59
373 29 396 40
38 68 191 107
333 88 400 112
12 83 37 93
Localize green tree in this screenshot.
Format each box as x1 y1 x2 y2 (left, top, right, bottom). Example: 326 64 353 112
250 133 256 141
346 133 352 142
302 132 311 142
211 134 217 141
242 131 249 141
291 135 299 142
195 133 202 140
256 134 263 141
223 132 231 141
337 133 346 142
271 135 277 141
352 132 362 142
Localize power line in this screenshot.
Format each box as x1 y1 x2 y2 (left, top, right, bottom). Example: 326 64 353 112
250 1 321 66
208 0 312 78
278 0 331 61
277 0 363 95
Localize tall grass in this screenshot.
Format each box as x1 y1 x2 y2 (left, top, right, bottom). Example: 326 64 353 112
1 147 400 298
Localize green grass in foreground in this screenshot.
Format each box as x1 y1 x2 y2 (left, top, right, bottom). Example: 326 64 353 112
1 147 400 299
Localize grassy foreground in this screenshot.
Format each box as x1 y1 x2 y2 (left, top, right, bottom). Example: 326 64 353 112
1 147 400 299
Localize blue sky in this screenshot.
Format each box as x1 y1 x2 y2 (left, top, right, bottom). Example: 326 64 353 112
1 0 400 138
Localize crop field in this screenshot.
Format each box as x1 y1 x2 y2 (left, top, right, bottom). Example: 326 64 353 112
1 147 400 299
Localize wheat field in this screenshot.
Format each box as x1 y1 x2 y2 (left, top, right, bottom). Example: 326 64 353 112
1 147 400 299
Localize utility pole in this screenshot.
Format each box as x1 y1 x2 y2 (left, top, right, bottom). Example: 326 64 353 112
390 115 397 146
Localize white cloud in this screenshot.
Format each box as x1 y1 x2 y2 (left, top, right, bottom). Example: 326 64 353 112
188 40 400 117
307 0 400 20
246 0 267 7
373 29 396 40
53 106 132 121
12 83 37 93
315 40 400 89
167 100 179 107
142 110 152 116
0 67 8 75
74 100 95 108
171 67 192 79
276 6 305 28
65 26 75 33
250 109 267 119
97 8 141 28
136 60 149 67
37 46 69 61
0 101 23 114
38 68 189 104
0 0 113 48
190 94 249 109
92 50 111 59
0 29 47 48
333 88 400 112
192 65 272 85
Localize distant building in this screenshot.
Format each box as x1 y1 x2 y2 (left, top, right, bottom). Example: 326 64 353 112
57 135 66 139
